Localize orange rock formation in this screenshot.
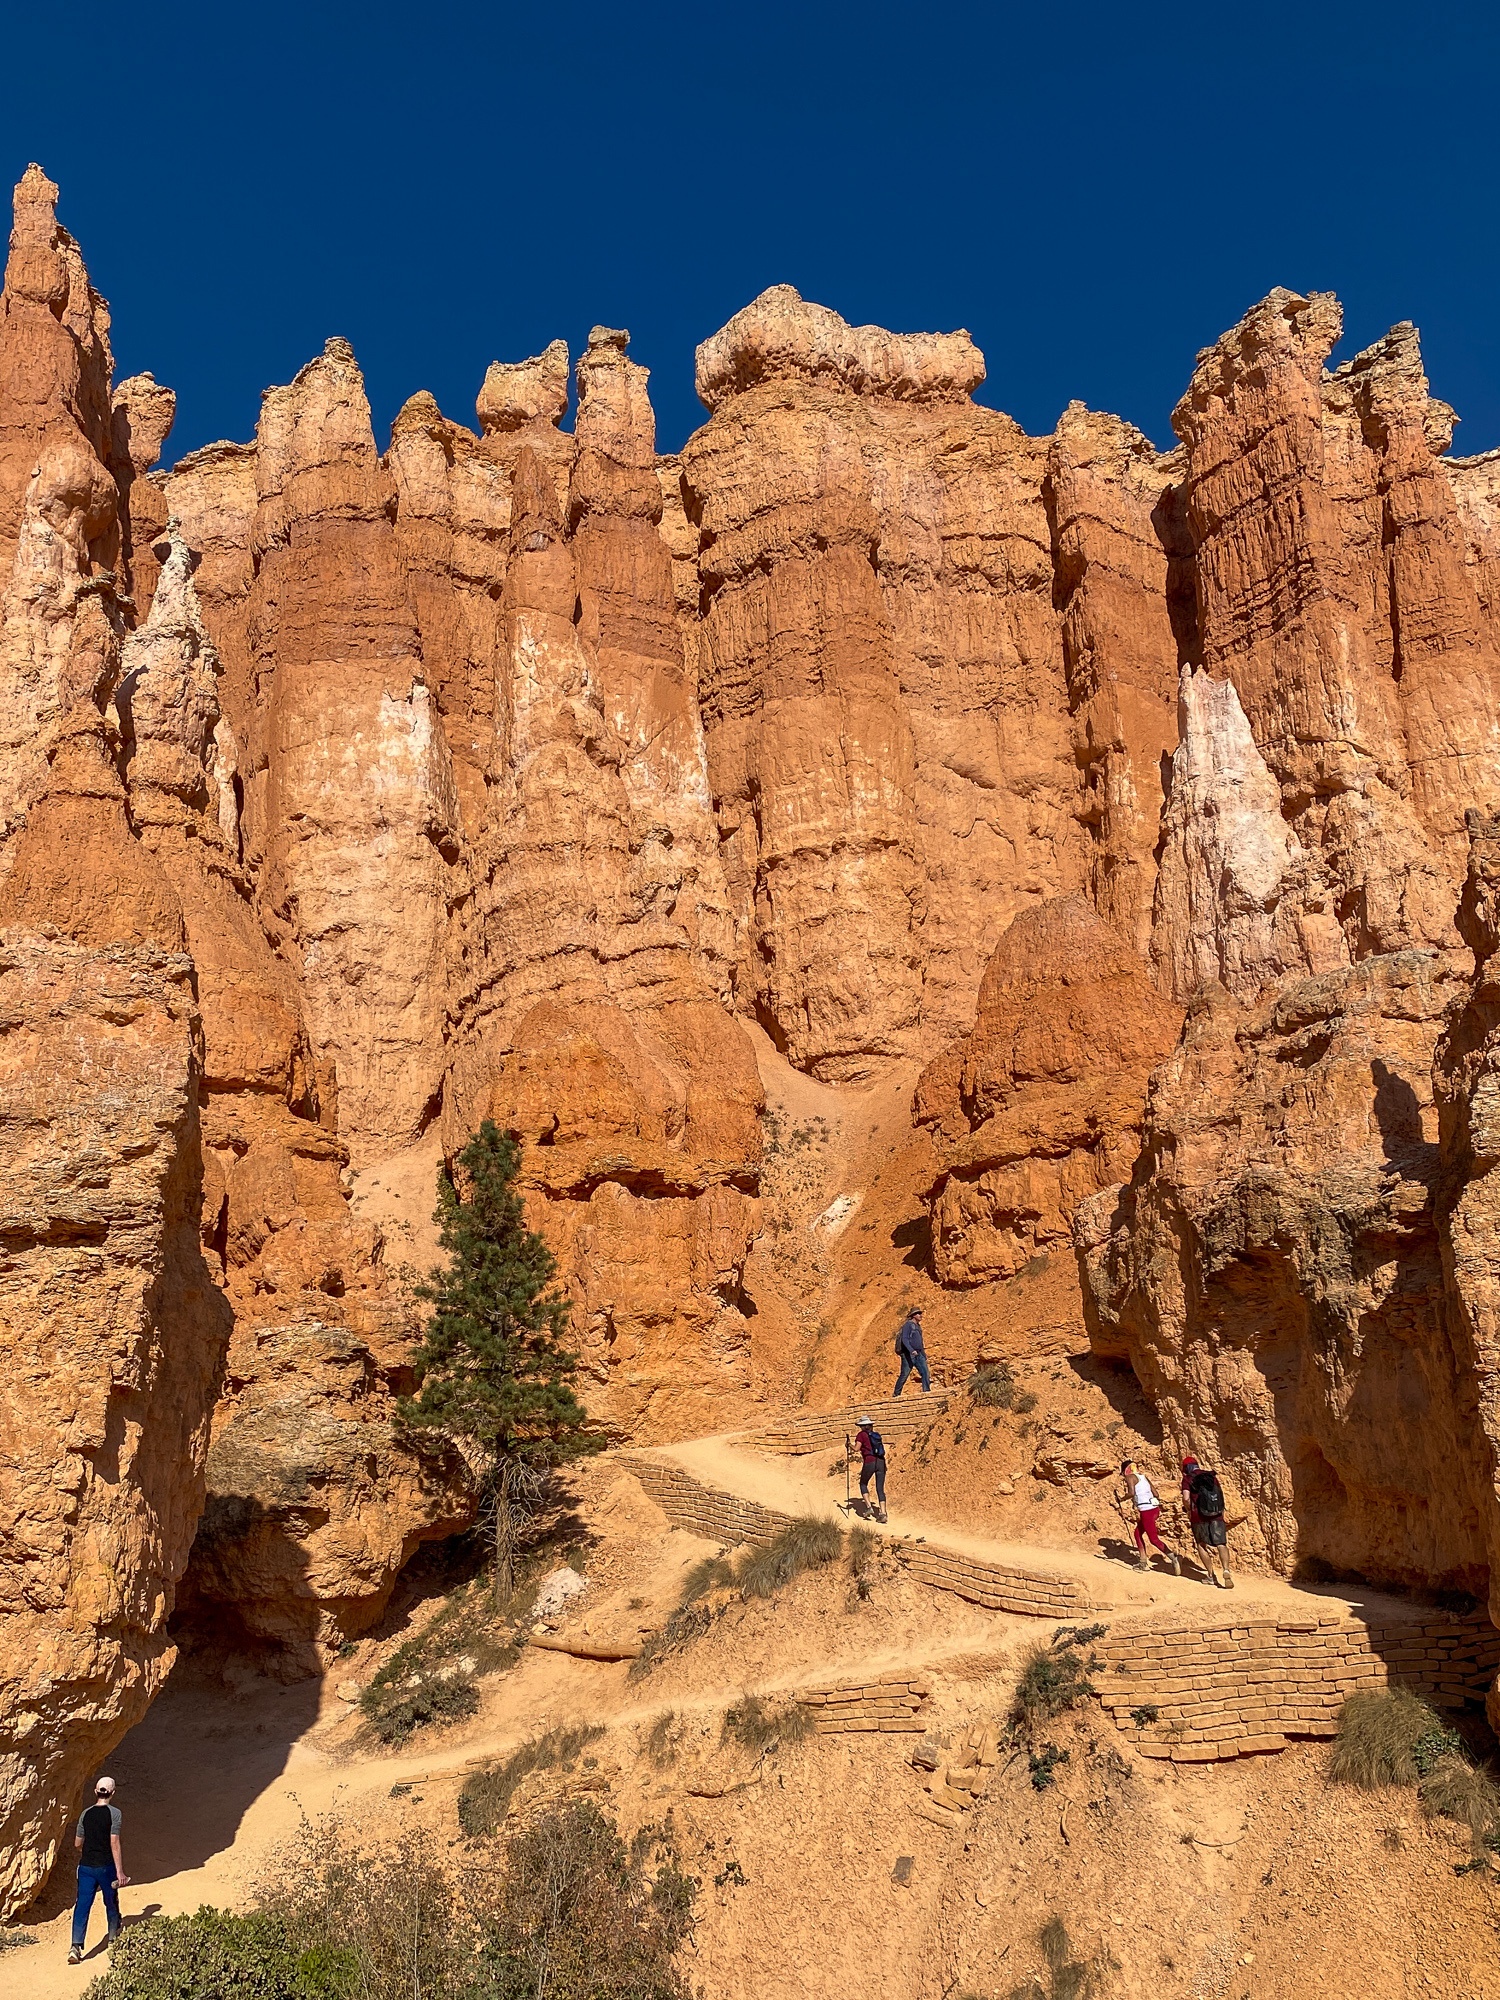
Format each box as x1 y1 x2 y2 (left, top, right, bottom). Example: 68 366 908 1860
8 163 1500 1912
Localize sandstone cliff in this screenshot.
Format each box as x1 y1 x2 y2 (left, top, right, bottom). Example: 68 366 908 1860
10 157 1500 1909
0 930 227 1917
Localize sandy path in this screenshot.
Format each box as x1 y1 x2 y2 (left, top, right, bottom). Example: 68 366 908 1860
653 1434 1414 1630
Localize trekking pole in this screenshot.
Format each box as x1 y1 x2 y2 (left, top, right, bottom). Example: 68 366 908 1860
843 1433 852 1512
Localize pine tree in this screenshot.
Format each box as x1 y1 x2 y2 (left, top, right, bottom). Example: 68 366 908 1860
401 1121 599 1577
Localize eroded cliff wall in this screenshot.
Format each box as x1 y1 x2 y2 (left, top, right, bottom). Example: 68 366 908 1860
8 159 1500 1906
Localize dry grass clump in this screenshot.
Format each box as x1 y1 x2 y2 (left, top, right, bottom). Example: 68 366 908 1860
679 1554 737 1603
1004 1915 1106 1999
967 1362 1037 1413
457 1723 605 1837
1329 1688 1444 1788
1419 1755 1500 1857
736 1516 842 1598
1010 1630 1100 1732
631 1518 846 1679
644 1710 686 1766
720 1691 813 1756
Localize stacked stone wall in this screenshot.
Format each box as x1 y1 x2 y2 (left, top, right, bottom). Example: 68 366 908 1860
797 1671 931 1732
1097 1611 1500 1762
746 1392 953 1456
619 1456 790 1546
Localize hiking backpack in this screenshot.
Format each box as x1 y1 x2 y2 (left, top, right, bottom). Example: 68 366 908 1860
1190 1468 1226 1518
864 1427 886 1460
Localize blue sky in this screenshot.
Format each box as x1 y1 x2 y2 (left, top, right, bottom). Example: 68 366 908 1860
3 1 1495 464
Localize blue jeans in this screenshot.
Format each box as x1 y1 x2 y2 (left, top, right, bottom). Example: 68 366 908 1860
894 1350 930 1394
72 1865 120 1949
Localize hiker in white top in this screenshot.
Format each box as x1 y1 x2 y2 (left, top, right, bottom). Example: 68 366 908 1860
1119 1459 1180 1576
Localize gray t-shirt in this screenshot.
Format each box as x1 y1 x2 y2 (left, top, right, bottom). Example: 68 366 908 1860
77 1802 121 1869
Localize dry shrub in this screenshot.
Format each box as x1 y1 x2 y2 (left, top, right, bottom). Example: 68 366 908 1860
1010 1632 1098 1732
458 1723 605 1837
1006 1915 1106 2000
485 1800 696 2000
1329 1688 1443 1789
968 1363 1019 1408
644 1710 686 1766
1418 1755 1500 1857
720 1692 813 1756
736 1516 842 1598
258 1819 476 1998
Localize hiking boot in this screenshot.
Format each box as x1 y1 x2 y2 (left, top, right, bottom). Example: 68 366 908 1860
877 1508 888 1524
1223 1572 1235 1589
1169 1553 1181 1576
1135 1554 1151 1571
68 1947 83 1966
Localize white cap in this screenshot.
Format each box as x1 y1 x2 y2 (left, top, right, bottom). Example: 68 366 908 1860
94 1776 115 1796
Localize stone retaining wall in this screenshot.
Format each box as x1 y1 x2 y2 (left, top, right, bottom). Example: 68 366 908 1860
746 1391 953 1456
1097 1611 1500 1763
619 1452 1091 1618
897 1543 1093 1618
797 1671 931 1732
619 1456 790 1547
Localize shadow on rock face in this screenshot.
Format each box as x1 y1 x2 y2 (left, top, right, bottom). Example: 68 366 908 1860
20 1560 324 1923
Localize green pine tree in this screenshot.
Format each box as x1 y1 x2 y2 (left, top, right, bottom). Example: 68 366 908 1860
401 1121 600 1578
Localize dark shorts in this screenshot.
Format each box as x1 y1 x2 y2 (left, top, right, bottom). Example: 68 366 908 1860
1192 1517 1227 1548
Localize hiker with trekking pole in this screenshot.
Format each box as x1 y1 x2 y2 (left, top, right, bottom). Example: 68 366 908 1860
848 1417 888 1523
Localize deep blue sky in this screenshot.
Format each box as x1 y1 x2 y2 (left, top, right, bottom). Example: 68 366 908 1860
3 2 1495 466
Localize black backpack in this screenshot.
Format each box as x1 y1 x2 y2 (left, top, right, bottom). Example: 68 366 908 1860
864 1427 886 1460
1191 1468 1225 1518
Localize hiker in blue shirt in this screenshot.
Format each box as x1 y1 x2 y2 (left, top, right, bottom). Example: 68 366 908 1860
893 1305 931 1395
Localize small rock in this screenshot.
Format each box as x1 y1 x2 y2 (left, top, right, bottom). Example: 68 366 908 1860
335 1681 364 1704
533 1566 588 1620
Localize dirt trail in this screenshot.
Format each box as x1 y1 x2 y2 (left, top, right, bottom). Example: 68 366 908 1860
651 1432 1418 1630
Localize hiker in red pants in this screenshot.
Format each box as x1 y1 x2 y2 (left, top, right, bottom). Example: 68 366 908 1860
1119 1459 1180 1575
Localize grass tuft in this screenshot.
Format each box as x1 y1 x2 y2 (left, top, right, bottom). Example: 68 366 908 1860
1419 1755 1500 1857
720 1692 812 1757
644 1711 685 1767
1006 1914 1105 1999
736 1517 843 1599
457 1723 605 1837
1329 1687 1443 1789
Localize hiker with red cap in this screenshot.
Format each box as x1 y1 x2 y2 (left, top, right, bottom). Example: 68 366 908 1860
1181 1453 1233 1589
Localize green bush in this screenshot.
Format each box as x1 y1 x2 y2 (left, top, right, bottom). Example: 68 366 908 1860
458 1724 605 1838
361 1668 479 1747
1011 1633 1099 1731
1329 1688 1444 1789
84 1908 353 2000
0 1931 36 1952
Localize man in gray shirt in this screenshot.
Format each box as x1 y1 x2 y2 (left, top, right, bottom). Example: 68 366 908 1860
68 1775 128 1964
